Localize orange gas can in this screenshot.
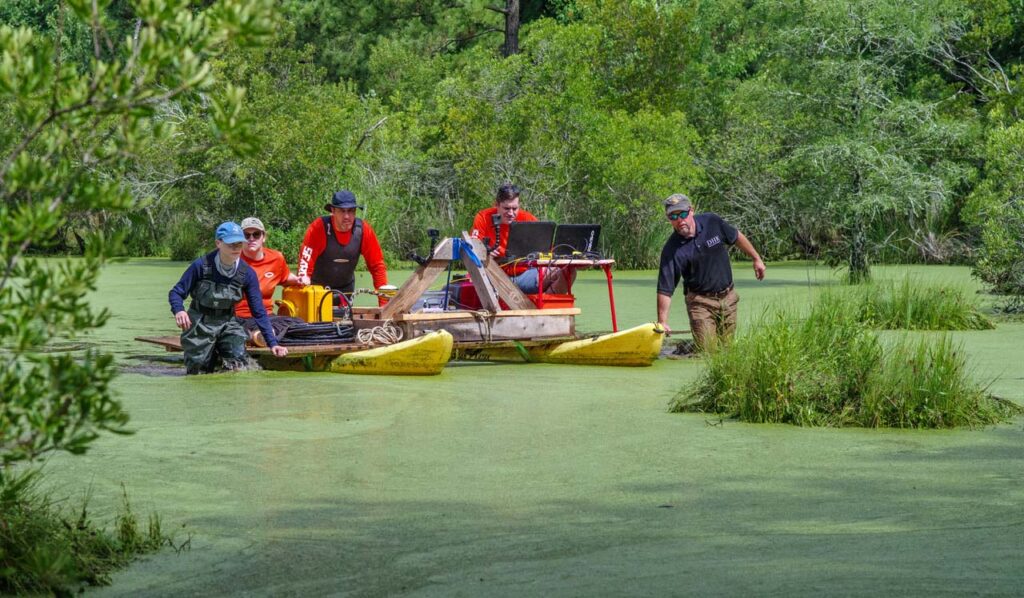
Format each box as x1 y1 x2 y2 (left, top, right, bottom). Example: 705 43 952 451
277 285 333 322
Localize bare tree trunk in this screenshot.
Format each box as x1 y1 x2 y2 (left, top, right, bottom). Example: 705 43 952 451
847 169 870 284
848 222 870 284
502 0 520 57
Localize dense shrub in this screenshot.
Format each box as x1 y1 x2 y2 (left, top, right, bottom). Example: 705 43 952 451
0 473 171 595
842 278 994 330
669 294 1016 427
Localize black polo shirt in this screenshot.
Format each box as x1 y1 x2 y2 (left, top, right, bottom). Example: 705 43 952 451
657 212 739 296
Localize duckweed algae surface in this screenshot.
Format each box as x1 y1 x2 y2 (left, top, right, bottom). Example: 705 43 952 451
44 260 1024 596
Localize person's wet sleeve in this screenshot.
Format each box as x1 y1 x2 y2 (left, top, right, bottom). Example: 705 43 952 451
168 259 201 314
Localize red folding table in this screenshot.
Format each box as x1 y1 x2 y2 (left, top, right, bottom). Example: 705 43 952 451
529 258 619 332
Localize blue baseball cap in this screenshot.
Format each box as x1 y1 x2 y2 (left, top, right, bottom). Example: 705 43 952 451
215 221 245 244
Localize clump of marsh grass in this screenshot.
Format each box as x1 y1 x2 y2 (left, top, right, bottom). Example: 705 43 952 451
669 295 1018 428
0 474 172 595
847 277 994 330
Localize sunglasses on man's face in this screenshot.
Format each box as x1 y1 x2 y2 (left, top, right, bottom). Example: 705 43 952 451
244 231 263 240
668 210 690 221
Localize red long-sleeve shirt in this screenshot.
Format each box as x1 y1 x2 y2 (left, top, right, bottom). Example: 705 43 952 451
297 217 388 290
470 207 538 258
471 207 538 275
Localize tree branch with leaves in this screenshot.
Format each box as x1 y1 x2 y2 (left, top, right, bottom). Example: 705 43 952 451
0 0 275 485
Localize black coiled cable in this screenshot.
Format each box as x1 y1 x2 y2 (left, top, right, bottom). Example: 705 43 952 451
276 321 356 346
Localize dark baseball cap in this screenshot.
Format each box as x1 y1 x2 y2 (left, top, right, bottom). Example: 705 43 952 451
325 190 364 211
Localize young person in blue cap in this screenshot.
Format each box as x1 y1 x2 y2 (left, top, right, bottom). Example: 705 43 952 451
169 222 288 374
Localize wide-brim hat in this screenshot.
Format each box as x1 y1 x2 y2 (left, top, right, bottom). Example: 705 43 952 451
325 189 364 211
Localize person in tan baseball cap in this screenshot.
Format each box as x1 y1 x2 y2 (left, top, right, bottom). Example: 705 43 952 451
656 193 765 351
236 217 302 321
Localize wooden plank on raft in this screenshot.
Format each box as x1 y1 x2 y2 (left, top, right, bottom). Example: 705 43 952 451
135 335 183 351
483 258 534 310
403 314 575 342
431 237 488 261
249 343 371 356
380 259 450 319
453 336 575 349
136 335 371 357
459 232 534 311
460 251 501 313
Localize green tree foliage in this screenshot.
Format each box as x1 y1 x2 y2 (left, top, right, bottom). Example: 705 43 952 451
964 121 1024 308
927 0 1024 124
163 35 375 261
8 0 1023 294
281 0 562 85
433 17 702 266
0 0 274 482
704 0 978 282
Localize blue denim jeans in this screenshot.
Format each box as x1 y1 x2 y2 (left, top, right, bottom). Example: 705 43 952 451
511 268 540 294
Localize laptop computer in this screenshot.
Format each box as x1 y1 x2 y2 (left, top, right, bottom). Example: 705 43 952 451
504 221 556 260
552 224 601 257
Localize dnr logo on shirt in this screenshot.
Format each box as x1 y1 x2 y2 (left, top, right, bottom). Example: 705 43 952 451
706 235 722 248
264 271 275 278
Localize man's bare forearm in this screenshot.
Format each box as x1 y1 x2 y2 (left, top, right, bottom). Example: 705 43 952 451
657 292 673 330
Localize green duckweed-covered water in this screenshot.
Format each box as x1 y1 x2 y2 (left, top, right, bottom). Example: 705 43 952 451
42 260 1024 596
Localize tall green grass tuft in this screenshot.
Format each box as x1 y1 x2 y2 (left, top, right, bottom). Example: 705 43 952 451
670 294 1017 427
0 473 171 595
847 277 994 330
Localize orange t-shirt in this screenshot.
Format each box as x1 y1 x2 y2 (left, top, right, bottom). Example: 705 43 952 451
235 248 291 318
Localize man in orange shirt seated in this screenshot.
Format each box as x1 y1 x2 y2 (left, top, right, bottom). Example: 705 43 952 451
235 217 302 319
470 183 571 294
296 190 389 308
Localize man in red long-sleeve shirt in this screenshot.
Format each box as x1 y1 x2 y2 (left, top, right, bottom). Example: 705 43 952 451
296 190 388 305
471 184 539 263
470 183 571 294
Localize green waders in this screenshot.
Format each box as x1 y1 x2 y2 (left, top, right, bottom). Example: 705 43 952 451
181 265 249 375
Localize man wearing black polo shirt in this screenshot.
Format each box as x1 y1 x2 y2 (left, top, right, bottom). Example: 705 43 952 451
656 193 766 350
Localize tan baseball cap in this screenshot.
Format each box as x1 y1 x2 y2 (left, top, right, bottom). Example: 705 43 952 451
663 193 692 215
240 217 265 232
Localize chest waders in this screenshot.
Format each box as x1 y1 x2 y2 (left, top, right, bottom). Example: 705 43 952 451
181 257 249 374
311 217 363 296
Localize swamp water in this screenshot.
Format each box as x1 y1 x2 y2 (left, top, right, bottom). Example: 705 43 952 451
42 260 1024 596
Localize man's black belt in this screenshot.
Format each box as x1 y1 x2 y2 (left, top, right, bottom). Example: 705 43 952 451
190 304 234 317
695 285 733 299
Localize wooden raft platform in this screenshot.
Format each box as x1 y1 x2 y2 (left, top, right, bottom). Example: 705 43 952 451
134 335 370 357
135 333 578 356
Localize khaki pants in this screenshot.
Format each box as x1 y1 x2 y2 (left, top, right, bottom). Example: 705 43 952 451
684 288 739 351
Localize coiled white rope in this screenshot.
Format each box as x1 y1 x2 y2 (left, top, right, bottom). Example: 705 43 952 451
357 320 405 345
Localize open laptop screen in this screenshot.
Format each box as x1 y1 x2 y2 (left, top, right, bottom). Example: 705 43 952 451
504 221 556 260
552 224 601 257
